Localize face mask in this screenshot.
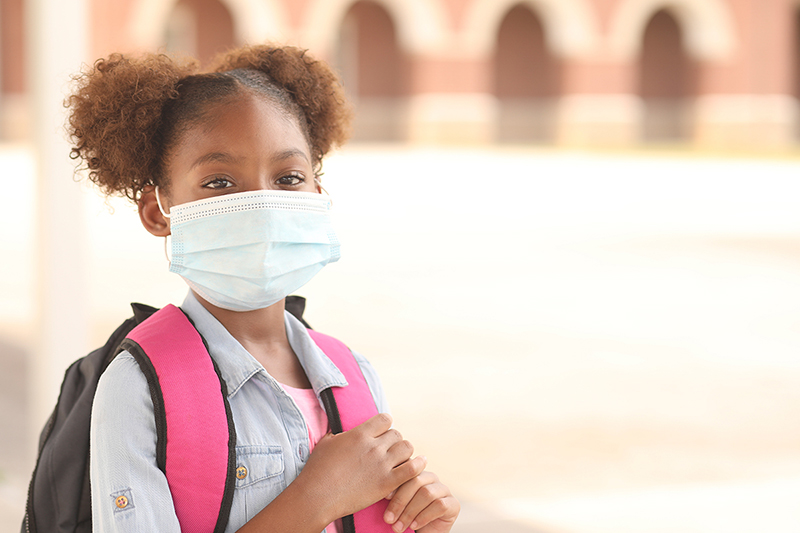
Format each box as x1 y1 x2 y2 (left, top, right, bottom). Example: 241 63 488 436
156 188 340 312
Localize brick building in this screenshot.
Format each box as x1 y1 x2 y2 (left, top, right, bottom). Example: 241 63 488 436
3 0 800 148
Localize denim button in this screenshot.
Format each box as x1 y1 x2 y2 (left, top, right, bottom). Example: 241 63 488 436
115 495 128 509
236 465 248 479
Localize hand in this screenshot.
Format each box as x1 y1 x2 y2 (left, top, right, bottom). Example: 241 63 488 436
300 413 427 522
383 470 460 533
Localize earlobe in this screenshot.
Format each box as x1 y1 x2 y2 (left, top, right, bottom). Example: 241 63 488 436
139 185 171 237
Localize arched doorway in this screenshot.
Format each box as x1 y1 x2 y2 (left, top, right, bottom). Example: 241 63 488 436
337 1 409 142
164 0 236 66
493 4 561 144
639 9 695 142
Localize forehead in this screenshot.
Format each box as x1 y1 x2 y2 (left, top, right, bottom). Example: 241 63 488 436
185 93 308 151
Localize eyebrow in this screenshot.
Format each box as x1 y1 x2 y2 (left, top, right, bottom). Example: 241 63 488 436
272 149 310 164
190 149 310 170
190 151 242 170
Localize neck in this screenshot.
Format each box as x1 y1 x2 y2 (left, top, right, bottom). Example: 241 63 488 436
191 291 312 389
192 291 289 351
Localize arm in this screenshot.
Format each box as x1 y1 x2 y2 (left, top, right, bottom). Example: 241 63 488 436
90 353 182 532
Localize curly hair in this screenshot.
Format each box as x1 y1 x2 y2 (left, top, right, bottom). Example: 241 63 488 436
67 45 353 202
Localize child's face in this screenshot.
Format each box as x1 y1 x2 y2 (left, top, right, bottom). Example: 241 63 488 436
162 92 317 209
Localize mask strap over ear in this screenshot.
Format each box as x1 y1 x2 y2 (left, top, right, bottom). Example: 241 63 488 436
155 186 171 219
163 236 171 265
154 186 172 265
314 178 331 202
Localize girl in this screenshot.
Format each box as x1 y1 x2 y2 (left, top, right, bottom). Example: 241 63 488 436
69 44 459 532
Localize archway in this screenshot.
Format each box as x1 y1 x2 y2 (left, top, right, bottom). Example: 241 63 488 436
337 1 409 142
164 0 236 66
639 9 695 142
463 0 599 59
493 3 561 143
303 0 448 59
610 0 736 62
131 0 284 55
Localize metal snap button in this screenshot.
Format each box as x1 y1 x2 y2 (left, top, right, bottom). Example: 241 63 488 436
115 495 128 509
236 465 248 479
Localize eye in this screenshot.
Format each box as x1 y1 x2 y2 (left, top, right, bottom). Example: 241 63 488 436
203 175 234 190
276 173 304 186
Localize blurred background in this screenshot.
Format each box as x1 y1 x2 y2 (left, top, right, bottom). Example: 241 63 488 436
2 0 800 531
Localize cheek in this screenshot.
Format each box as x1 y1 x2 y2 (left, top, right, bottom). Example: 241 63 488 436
300 177 320 193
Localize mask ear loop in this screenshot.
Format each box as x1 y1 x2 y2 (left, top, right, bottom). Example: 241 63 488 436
163 235 171 265
154 186 172 264
154 186 171 218
315 177 332 204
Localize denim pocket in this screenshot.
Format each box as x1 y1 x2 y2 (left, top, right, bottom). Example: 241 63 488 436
234 445 284 489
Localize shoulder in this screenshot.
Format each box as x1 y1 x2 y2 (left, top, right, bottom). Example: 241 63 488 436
95 351 149 402
92 351 155 432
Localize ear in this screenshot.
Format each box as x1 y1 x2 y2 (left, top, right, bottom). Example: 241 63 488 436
138 185 171 237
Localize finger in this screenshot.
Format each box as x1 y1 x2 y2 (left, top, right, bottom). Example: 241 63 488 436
384 435 413 465
391 455 426 483
388 477 447 532
355 413 393 437
383 471 436 526
376 428 405 450
407 494 460 531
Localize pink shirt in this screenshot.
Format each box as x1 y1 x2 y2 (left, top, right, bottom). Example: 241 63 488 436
283 384 343 533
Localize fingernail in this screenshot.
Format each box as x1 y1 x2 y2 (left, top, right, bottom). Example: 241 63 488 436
393 522 405 532
410 521 418 530
384 512 395 524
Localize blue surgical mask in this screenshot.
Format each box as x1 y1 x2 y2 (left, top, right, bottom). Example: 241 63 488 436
156 188 340 312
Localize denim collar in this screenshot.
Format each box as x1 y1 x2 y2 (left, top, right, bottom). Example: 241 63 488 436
181 291 347 399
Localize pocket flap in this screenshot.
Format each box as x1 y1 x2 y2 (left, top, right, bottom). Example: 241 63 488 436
234 445 284 488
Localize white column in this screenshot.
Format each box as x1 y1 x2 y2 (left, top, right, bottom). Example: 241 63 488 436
27 0 90 430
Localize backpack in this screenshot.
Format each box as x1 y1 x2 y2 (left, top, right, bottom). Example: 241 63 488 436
22 297 405 533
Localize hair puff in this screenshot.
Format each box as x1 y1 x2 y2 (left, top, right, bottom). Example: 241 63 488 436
68 53 198 201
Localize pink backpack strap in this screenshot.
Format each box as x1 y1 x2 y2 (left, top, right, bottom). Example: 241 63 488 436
119 304 235 533
307 330 412 533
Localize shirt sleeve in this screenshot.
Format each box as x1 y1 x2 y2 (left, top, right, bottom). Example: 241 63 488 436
350 349 391 415
90 352 182 532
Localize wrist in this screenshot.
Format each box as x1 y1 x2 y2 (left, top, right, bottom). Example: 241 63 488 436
237 472 333 533
288 469 340 528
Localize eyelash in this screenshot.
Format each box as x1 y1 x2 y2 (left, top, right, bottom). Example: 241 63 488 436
203 176 234 189
201 172 306 189
277 173 305 186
